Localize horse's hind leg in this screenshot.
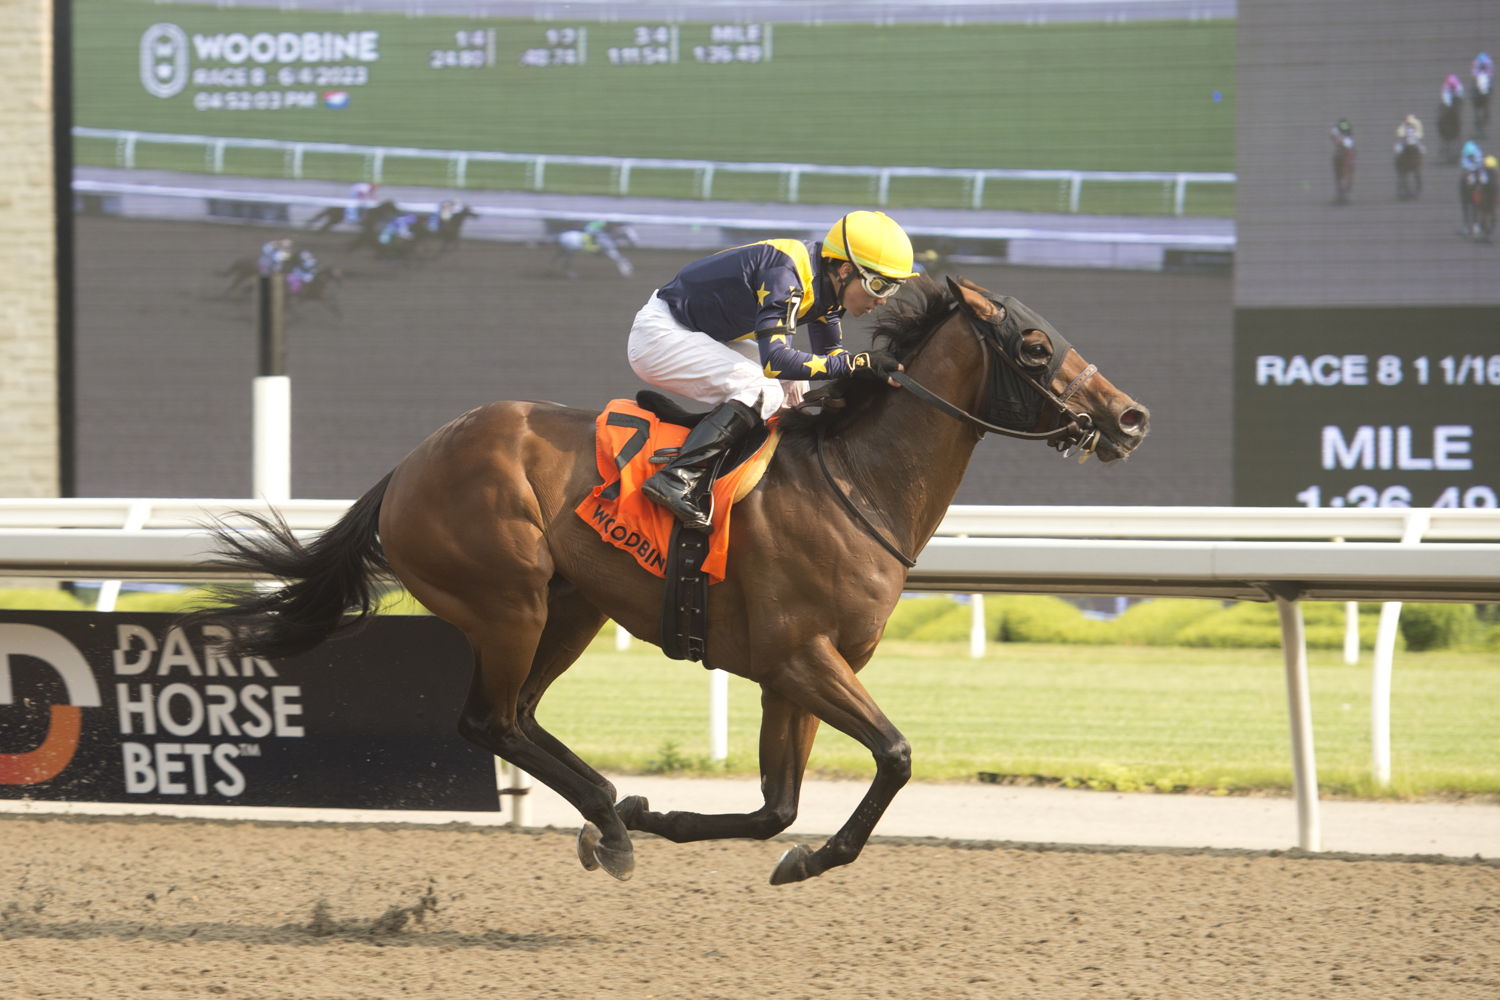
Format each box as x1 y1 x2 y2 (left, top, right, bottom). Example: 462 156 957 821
620 689 819 843
514 578 613 797
460 614 636 880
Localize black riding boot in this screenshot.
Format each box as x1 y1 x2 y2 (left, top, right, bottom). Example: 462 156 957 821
642 400 760 531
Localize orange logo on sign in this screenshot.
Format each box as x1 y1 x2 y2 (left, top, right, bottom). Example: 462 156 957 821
0 625 101 785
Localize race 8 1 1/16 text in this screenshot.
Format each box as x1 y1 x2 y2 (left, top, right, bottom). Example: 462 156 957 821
1256 354 1500 386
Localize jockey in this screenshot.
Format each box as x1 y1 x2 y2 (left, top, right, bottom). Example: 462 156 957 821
628 210 918 530
286 249 319 293
1476 53 1494 132
258 238 293 276
1442 74 1465 106
379 213 418 245
426 201 453 234
1461 140 1484 172
1330 119 1355 202
1395 114 1424 148
345 181 379 224
1331 118 1354 145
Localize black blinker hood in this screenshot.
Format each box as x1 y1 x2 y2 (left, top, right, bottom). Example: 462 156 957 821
982 293 1074 429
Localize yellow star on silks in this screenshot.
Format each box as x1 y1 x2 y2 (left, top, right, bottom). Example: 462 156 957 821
755 283 770 305
769 333 789 345
804 354 829 376
763 362 781 378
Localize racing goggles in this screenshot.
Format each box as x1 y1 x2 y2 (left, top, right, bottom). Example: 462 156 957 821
853 264 905 299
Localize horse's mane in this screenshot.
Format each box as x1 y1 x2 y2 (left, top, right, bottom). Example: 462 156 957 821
778 274 952 441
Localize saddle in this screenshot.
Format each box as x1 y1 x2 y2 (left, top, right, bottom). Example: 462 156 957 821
574 392 780 662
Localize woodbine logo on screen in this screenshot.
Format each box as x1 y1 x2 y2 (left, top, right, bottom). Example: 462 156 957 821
0 621 304 798
139 21 382 110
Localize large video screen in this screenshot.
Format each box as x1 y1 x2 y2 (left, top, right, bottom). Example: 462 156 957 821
1234 0 1498 509
68 0 1238 504
75 0 1497 513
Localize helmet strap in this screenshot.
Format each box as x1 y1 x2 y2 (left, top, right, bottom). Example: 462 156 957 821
828 259 852 307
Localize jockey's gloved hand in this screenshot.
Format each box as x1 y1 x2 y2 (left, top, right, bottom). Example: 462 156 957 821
849 350 903 381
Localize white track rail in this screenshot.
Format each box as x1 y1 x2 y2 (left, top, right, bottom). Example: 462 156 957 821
2 499 1497 850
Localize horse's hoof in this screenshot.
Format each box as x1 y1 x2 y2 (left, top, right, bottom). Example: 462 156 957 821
576 822 635 881
770 844 817 885
615 794 649 828
576 823 602 871
593 841 636 882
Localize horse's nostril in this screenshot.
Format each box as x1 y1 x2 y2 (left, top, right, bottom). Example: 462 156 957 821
1119 407 1148 432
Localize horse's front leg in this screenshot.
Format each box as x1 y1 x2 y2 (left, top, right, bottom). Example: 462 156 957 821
619 689 819 843
761 637 910 886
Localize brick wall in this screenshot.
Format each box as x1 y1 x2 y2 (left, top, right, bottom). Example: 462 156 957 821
0 0 58 498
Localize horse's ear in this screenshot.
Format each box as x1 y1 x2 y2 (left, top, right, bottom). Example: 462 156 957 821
945 276 999 322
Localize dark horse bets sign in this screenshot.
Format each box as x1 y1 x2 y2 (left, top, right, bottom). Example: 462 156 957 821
0 611 497 812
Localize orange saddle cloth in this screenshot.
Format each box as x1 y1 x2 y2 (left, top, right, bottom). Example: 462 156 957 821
574 399 780 583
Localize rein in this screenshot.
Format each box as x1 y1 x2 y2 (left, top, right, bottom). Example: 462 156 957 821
812 292 1104 567
891 302 1102 457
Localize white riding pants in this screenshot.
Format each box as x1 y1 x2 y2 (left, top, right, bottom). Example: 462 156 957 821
627 292 804 421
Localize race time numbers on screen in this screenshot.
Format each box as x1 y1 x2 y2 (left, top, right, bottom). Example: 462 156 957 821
1232 309 1499 509
428 29 496 69
517 24 772 67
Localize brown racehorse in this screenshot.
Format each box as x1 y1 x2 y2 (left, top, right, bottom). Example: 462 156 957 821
186 276 1150 885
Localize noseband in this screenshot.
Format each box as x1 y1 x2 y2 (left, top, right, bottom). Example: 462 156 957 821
891 299 1102 459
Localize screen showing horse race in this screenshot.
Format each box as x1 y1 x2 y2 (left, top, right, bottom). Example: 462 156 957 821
1234 0 1499 509
64 0 1496 510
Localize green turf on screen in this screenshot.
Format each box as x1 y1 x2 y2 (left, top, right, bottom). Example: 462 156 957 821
77 2 1233 214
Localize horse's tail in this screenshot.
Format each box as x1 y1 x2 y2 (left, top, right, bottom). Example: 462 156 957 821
181 472 394 660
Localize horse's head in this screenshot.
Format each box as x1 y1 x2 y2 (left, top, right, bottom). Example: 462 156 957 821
940 278 1149 463
781 276 1149 463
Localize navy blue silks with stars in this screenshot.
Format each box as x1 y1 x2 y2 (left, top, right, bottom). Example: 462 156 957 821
655 239 863 380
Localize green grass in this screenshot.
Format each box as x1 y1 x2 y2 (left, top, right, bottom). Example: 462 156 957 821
538 637 1500 800
18 583 1489 799
75 3 1234 215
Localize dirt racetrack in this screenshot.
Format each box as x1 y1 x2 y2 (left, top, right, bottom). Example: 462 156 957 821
4 815 1496 1000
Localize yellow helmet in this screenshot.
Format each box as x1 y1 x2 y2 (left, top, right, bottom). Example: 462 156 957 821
822 211 918 280
1488 155 1499 169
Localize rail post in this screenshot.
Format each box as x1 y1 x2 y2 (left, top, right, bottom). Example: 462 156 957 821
501 763 533 827
254 274 290 502
1271 588 1321 852
709 669 729 761
1371 510 1432 787
968 593 986 658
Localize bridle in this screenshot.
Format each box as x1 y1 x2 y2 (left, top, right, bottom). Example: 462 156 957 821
894 296 1102 459
814 286 1104 566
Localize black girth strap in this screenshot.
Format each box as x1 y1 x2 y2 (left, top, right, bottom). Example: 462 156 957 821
659 521 710 663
